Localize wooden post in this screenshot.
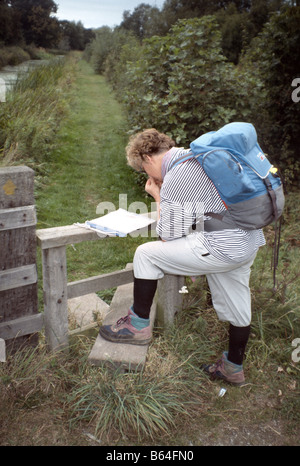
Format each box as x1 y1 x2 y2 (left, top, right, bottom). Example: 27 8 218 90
156 274 185 328
42 246 69 351
0 166 40 351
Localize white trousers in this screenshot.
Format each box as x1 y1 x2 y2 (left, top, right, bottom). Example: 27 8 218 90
133 234 257 327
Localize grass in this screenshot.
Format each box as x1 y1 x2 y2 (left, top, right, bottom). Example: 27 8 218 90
34 57 154 285
0 55 72 169
0 55 299 446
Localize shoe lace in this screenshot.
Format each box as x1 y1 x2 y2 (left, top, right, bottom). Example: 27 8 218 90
212 357 224 376
116 316 129 327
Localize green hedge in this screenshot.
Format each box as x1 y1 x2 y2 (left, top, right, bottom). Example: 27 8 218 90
86 8 300 186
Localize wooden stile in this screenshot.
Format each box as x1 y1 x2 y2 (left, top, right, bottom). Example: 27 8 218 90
0 166 186 368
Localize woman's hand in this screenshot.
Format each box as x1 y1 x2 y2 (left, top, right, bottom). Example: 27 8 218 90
145 177 161 202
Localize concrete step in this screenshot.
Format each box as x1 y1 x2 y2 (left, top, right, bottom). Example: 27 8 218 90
68 292 110 330
88 280 156 371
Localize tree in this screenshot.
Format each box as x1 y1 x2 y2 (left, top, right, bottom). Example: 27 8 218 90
0 0 23 44
59 20 88 50
120 3 163 40
9 0 60 47
215 0 285 63
215 3 248 64
241 5 300 182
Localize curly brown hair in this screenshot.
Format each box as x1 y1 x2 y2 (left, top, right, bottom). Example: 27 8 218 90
126 128 175 171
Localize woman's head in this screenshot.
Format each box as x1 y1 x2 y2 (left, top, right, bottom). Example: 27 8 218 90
126 128 175 172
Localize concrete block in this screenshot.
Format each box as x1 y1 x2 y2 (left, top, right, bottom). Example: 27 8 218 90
68 293 109 328
88 281 156 371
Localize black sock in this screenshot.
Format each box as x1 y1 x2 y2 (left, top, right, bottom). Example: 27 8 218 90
133 277 158 319
227 324 251 366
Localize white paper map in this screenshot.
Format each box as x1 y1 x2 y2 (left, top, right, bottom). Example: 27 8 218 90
76 208 156 237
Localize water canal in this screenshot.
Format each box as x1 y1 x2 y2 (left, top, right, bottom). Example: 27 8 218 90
0 57 64 101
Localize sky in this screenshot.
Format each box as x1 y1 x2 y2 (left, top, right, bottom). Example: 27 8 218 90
54 0 166 29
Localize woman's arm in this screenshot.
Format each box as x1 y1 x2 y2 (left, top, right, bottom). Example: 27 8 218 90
145 177 161 221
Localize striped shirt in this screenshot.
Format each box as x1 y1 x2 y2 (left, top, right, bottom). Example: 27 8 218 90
157 147 266 263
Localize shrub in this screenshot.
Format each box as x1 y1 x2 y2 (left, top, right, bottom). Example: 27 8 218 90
89 27 114 74
240 6 300 185
121 17 263 145
0 46 30 68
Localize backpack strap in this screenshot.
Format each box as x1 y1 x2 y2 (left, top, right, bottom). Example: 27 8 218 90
263 175 281 290
169 152 234 231
169 152 195 170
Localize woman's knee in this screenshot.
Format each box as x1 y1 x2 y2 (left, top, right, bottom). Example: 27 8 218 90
133 242 164 279
134 242 153 262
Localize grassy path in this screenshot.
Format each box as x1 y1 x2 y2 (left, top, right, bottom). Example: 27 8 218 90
36 58 150 282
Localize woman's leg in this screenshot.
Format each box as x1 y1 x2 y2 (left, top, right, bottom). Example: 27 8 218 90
133 277 157 319
100 235 256 352
203 256 256 385
228 324 251 366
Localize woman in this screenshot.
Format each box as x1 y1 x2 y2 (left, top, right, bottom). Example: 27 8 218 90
99 128 266 386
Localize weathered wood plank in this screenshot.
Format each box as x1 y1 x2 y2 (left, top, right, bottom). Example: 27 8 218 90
36 224 105 249
0 166 35 208
0 313 44 340
156 274 185 327
0 284 38 321
0 226 36 269
67 266 134 299
0 205 36 231
0 166 38 350
0 264 37 292
36 211 158 250
42 245 69 351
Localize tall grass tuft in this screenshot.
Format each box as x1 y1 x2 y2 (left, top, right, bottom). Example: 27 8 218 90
0 342 66 412
67 366 191 441
0 55 75 170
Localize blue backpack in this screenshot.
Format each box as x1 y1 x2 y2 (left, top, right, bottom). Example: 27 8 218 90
171 122 285 232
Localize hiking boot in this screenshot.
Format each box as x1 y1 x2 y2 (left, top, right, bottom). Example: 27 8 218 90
202 352 246 386
99 308 152 345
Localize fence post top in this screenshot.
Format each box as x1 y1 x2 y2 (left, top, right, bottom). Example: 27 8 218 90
0 165 34 175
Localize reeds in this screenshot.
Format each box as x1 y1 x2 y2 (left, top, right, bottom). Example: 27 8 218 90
0 56 74 168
